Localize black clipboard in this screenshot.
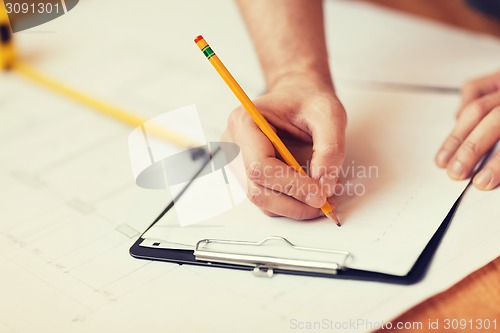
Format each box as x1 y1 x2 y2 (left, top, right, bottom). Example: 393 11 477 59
129 144 469 285
129 191 463 285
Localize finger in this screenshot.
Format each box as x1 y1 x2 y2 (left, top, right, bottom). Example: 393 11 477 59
227 107 276 164
457 71 500 118
447 107 500 180
247 157 326 208
229 107 327 210
225 108 276 197
255 98 313 144
435 91 500 167
247 181 322 220
303 97 347 196
473 150 500 190
261 210 279 217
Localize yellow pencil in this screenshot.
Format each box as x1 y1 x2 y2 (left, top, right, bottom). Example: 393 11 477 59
195 35 341 226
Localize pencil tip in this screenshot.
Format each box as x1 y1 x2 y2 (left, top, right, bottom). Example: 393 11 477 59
326 211 342 227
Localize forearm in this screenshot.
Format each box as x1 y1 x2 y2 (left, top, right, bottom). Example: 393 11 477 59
237 0 333 90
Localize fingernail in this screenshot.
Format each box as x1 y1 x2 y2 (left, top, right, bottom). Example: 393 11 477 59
474 169 493 189
449 160 464 179
306 193 325 208
436 150 450 167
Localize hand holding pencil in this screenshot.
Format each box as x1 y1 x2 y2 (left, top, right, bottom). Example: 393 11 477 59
195 36 345 225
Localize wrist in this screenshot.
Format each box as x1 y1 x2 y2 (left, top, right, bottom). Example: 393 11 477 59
268 69 335 94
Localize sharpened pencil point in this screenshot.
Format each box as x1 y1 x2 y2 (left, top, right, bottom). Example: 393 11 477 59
326 211 341 227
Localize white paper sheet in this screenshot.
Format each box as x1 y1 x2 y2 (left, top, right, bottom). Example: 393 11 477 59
142 89 469 276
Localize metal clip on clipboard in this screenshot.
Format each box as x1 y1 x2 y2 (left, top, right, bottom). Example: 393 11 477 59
194 236 351 278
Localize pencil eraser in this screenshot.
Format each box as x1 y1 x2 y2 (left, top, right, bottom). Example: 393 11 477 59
194 35 204 43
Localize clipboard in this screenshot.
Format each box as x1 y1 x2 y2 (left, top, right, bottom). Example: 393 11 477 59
130 195 460 284
127 90 489 284
129 145 466 285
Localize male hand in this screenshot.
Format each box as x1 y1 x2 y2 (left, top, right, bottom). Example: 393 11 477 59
222 75 346 219
435 71 500 190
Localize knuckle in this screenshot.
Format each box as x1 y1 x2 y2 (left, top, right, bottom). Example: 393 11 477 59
246 162 262 182
459 140 480 157
283 178 299 197
293 208 318 221
446 134 463 148
310 95 333 110
226 110 237 130
261 210 276 217
226 107 246 131
247 189 264 207
295 210 308 221
310 95 345 114
466 101 487 119
319 143 346 162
